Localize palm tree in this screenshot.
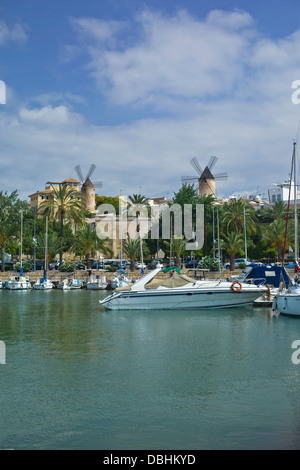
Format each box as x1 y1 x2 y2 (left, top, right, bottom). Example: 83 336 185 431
264 219 293 262
222 231 244 270
122 238 141 271
36 232 60 262
163 236 186 267
222 198 257 235
72 224 112 266
39 185 86 263
261 200 288 222
128 194 149 205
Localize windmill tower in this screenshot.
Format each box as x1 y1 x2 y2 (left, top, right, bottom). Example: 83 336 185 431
181 156 228 197
75 164 103 213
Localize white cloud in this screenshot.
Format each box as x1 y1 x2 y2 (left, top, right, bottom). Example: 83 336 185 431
73 9 254 107
0 20 27 47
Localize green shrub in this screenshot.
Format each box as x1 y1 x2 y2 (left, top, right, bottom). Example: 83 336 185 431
59 264 75 272
106 266 117 272
197 255 220 272
238 263 246 269
15 260 33 272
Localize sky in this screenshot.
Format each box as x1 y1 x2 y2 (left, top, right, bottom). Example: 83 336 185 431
1 0 300 202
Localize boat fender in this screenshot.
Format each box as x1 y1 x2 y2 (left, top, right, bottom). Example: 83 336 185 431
279 282 283 292
231 281 242 292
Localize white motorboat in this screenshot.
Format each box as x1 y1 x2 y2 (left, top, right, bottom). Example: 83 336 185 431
6 275 31 290
87 274 107 290
57 278 83 290
100 268 266 310
33 277 54 290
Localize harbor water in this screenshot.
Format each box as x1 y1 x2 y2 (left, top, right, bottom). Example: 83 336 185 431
1 289 300 450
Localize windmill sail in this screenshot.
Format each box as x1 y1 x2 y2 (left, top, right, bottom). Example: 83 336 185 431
181 155 228 197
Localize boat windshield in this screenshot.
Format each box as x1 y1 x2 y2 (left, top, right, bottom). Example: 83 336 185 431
145 271 196 289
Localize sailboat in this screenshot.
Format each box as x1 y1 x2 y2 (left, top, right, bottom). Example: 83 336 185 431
87 273 108 290
6 210 31 290
57 259 83 290
33 217 54 290
272 142 300 317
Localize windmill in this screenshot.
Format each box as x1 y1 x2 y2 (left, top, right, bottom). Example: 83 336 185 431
75 164 103 212
181 156 228 197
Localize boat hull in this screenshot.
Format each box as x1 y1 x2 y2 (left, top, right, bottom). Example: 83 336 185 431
274 294 300 317
6 277 31 290
87 283 107 290
100 286 263 310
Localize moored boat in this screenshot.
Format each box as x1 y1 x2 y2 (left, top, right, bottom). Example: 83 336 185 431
87 274 107 290
100 267 266 310
57 278 83 290
6 275 31 290
33 277 54 290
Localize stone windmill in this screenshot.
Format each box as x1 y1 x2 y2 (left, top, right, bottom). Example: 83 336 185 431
75 164 102 212
181 156 228 197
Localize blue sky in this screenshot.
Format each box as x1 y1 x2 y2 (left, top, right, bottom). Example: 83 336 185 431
1 0 300 201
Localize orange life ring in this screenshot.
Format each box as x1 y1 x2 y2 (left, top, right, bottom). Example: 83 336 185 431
231 281 242 292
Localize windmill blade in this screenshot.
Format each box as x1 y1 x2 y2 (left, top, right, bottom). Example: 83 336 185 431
85 164 96 181
190 157 203 176
75 165 84 183
213 172 228 180
208 156 218 172
93 181 103 188
181 176 199 182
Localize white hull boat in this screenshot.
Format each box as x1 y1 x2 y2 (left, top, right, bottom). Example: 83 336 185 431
87 274 107 290
57 278 83 290
100 268 266 311
6 276 31 290
33 278 54 290
272 285 300 317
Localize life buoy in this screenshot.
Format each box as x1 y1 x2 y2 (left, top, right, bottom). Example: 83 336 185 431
231 281 242 292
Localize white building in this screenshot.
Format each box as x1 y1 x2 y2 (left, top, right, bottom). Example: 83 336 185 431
268 180 300 204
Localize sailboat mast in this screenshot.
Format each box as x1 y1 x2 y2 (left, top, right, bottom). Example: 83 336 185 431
20 210 23 271
294 142 298 262
45 216 48 279
282 144 295 266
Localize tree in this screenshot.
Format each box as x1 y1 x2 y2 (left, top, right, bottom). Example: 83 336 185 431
0 190 28 271
39 185 86 263
163 236 186 267
95 195 121 215
128 194 149 205
261 200 288 222
72 224 112 266
222 198 257 235
221 231 244 270
122 237 148 271
264 219 293 262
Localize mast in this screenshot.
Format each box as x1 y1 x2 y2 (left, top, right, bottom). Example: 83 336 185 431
217 206 221 279
282 143 295 266
294 142 298 262
20 210 23 276
44 216 48 280
244 206 248 261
